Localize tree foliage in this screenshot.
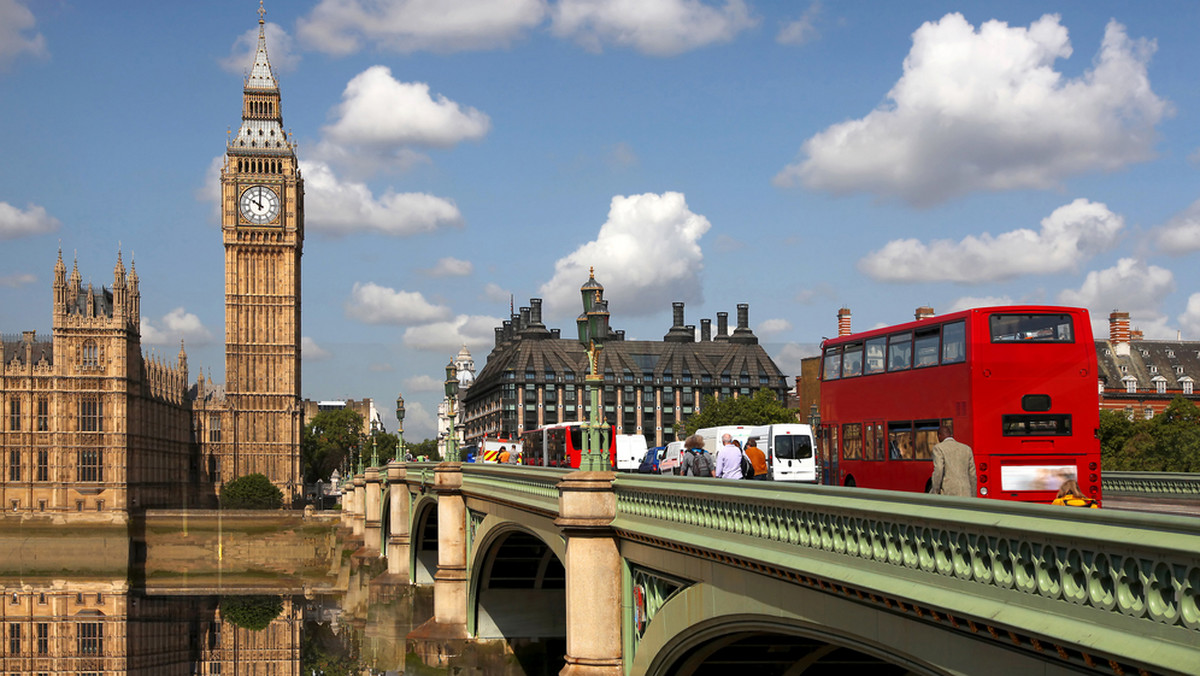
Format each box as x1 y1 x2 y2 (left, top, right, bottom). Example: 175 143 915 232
219 473 283 510
220 595 283 631
407 437 440 461
301 408 365 482
683 388 797 436
1099 397 1200 472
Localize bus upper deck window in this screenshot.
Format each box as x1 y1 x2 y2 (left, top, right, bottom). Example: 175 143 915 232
823 347 842 380
888 333 912 371
864 337 886 374
843 344 863 377
942 321 965 363
914 330 939 368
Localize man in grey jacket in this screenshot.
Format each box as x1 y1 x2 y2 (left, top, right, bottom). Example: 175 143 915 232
930 425 976 497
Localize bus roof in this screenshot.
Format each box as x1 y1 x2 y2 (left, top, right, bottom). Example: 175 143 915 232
821 305 1089 348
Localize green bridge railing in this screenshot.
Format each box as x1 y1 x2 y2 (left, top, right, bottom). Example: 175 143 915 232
1105 471 1200 498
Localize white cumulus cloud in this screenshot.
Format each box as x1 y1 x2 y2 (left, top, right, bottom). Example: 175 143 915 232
1178 294 1200 340
481 282 510 304
0 272 35 288
424 257 473 277
858 198 1122 283
402 314 504 352
345 282 452 325
302 160 463 236
140 308 214 347
323 66 490 155
220 22 299 74
1058 258 1175 339
302 336 332 361
769 342 819 377
775 14 1169 206
757 318 792 336
539 192 711 318
777 1 820 46
551 0 756 56
1153 199 1200 255
298 0 547 54
945 295 1017 313
0 201 59 239
0 0 46 71
402 374 444 392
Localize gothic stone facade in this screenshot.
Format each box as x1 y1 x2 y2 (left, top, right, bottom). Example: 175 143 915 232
0 255 193 521
0 11 303 515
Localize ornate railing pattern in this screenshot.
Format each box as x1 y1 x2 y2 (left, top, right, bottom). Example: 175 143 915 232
1105 471 1200 498
611 476 1200 636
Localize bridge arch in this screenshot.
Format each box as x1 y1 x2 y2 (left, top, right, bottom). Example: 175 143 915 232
469 517 566 641
410 495 439 584
631 571 1086 676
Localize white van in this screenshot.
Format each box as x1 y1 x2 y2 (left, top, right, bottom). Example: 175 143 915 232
694 424 816 482
659 440 686 474
615 434 650 472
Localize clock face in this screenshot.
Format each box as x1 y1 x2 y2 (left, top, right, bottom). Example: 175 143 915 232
239 185 281 225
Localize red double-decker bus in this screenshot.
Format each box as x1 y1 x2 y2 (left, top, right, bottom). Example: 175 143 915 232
519 421 617 469
818 306 1101 504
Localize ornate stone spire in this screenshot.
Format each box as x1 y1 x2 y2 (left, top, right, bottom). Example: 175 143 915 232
246 2 277 91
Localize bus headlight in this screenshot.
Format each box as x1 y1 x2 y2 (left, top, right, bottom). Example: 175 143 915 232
980 487 988 496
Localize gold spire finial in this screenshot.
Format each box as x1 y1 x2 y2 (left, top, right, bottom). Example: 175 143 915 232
589 266 594 277
258 0 266 24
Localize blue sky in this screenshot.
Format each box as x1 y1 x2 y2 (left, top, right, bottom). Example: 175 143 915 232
3 0 1200 440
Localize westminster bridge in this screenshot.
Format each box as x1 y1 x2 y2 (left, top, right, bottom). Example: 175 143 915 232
336 464 1200 676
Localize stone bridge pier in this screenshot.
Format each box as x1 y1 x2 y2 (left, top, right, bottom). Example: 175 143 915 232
363 466 382 557
384 460 410 580
407 462 470 666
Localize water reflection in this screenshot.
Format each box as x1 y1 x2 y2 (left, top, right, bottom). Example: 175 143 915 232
0 555 563 674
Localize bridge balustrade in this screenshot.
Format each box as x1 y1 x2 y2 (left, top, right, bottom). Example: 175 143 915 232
377 465 1200 675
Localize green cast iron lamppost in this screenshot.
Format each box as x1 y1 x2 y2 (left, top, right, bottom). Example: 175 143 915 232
576 267 611 471
395 392 406 460
444 360 460 462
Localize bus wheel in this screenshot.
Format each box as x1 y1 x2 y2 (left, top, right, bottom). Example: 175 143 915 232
844 476 856 488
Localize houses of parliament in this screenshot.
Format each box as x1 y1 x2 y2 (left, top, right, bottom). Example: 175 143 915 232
0 10 303 520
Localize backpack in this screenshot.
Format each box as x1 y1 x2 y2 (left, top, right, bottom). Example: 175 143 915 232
739 453 754 479
689 450 714 477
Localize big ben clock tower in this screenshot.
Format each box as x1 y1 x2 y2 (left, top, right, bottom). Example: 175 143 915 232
219 3 303 497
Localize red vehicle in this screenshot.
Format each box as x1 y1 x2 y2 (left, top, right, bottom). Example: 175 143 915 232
519 421 617 469
818 306 1101 504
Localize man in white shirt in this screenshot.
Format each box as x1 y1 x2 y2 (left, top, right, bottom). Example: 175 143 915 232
714 433 743 479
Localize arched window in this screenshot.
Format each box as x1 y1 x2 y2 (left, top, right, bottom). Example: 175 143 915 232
81 340 98 368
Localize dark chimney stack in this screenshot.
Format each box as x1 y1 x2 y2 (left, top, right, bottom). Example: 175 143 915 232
701 318 712 341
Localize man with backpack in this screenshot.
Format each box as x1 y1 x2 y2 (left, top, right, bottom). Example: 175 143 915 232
680 434 714 477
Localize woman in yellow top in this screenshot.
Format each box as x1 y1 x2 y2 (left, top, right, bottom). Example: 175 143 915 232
1051 479 1098 508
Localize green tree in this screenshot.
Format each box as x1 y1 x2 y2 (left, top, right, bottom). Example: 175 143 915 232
1098 409 1138 469
220 595 283 631
220 473 283 509
1144 397 1200 471
683 388 797 436
1098 397 1200 472
407 438 440 461
301 408 365 483
363 431 399 465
